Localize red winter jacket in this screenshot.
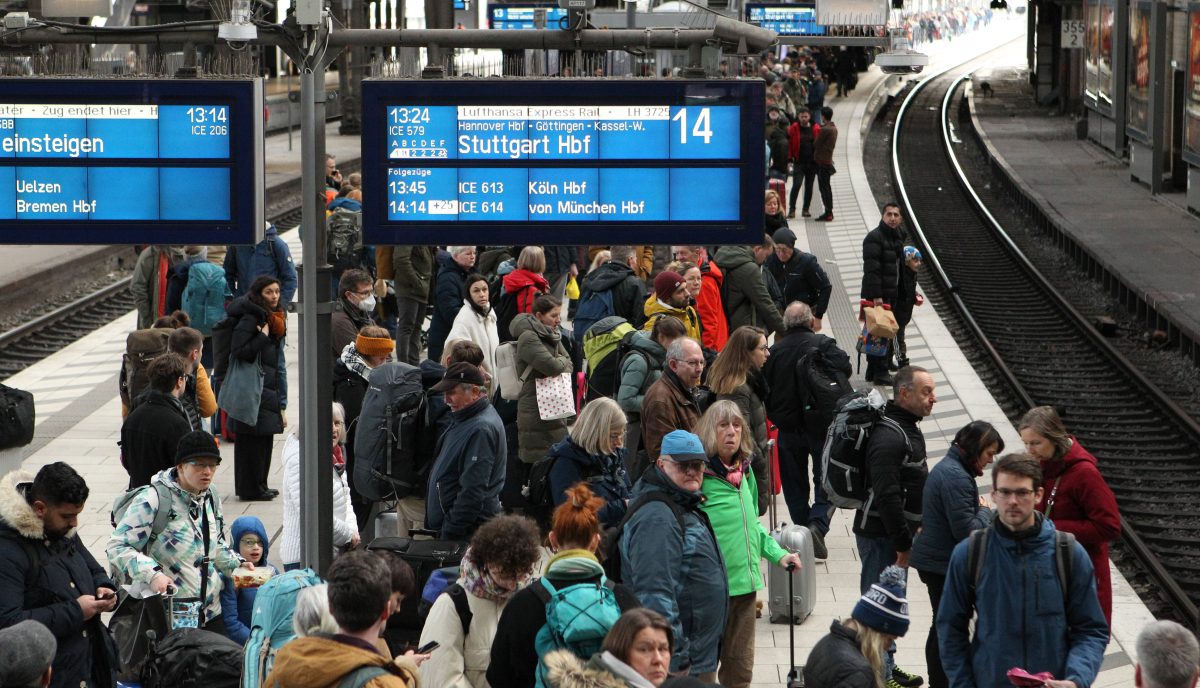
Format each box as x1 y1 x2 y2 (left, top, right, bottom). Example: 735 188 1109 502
502 268 550 315
698 259 729 352
1035 438 1120 626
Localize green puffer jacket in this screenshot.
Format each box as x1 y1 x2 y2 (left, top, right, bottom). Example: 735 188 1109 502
107 468 243 625
700 462 789 597
511 312 573 463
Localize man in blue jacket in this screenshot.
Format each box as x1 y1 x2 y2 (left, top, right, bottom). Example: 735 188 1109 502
937 453 1109 688
424 362 506 541
620 430 727 682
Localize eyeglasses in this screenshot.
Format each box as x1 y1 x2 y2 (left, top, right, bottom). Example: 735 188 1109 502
239 537 262 547
756 345 770 352
993 487 1036 500
354 289 373 297
675 359 705 368
671 461 706 474
186 461 219 471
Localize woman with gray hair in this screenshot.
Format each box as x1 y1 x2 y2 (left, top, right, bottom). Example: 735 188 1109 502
428 245 479 363
292 584 338 637
544 397 633 528
696 400 802 688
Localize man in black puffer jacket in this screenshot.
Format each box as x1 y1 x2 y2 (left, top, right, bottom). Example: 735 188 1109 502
860 203 907 385
764 301 850 560
577 246 648 329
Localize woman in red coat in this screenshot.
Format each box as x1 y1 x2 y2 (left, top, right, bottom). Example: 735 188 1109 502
1019 406 1121 626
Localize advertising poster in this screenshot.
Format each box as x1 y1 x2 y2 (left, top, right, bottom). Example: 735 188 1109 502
1128 3 1151 136
1098 3 1114 108
1187 7 1200 158
1084 0 1099 106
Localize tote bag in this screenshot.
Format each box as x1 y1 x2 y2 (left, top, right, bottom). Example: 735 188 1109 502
535 372 576 421
218 355 264 426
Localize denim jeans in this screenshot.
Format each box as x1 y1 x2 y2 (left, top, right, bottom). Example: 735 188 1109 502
857 534 900 677
776 429 833 535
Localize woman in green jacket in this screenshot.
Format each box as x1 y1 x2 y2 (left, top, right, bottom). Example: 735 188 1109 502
697 400 802 688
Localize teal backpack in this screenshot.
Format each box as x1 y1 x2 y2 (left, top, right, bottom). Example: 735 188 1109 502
242 568 324 688
532 576 623 688
182 261 230 336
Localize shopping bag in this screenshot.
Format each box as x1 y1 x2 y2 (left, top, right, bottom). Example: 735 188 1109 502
858 323 890 358
109 592 171 682
565 275 580 300
217 355 263 426
535 372 577 421
864 305 899 339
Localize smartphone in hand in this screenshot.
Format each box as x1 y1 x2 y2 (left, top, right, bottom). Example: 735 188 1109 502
416 641 440 654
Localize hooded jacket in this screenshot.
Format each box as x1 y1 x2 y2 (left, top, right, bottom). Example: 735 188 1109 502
712 246 785 336
910 445 992 576
392 245 438 303
860 221 905 305
641 295 702 343
640 368 702 464
579 261 647 328
224 224 298 305
542 650 650 688
219 516 279 644
502 269 551 317
852 401 927 553
802 620 877 688
700 461 788 597
510 313 572 463
620 467 727 674
696 259 728 351
937 514 1109 688
265 635 421 688
425 396 507 540
447 299 500 382
428 251 471 363
615 331 667 421
121 388 193 489
1034 439 1120 624
764 249 832 319
0 471 116 688
546 436 632 528
225 295 285 434
107 468 243 625
280 434 357 565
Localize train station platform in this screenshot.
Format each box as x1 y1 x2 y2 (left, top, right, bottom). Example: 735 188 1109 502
971 41 1200 357
0 22 1158 687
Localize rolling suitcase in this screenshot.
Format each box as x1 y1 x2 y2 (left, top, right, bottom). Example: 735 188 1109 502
366 535 467 649
768 523 817 624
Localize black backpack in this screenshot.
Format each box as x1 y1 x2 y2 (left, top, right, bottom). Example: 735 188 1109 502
796 337 852 433
602 492 688 584
0 383 35 449
522 454 606 529
353 362 430 501
142 628 243 688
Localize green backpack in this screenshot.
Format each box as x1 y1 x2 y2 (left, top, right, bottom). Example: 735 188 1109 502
532 576 623 688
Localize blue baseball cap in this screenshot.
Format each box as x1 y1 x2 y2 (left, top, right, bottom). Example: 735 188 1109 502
659 430 707 462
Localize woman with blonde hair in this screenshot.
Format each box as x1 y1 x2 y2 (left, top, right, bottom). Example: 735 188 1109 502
545 397 633 528
705 325 771 514
696 401 801 688
803 566 911 688
1018 405 1119 625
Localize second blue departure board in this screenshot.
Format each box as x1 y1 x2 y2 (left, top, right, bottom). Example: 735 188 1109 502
745 3 825 36
362 80 765 245
0 79 263 245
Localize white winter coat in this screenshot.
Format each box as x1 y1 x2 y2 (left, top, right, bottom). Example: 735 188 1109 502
446 299 500 377
417 586 506 688
280 433 357 565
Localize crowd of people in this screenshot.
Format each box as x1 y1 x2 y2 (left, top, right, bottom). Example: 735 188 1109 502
0 63 1193 688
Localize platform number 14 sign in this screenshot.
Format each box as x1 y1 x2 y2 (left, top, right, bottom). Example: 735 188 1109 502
1061 19 1085 48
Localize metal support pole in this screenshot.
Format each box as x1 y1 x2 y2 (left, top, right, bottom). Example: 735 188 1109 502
298 46 335 576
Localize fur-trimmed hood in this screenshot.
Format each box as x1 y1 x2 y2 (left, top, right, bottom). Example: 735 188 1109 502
542 651 634 688
0 470 46 540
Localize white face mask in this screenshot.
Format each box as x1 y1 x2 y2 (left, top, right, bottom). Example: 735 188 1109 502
357 295 377 312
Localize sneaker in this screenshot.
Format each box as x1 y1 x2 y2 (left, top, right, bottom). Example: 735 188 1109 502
808 526 828 560
890 667 924 688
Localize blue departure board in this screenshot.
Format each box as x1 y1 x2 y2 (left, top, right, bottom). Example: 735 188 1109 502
745 3 825 36
362 80 765 245
488 4 567 29
0 79 263 245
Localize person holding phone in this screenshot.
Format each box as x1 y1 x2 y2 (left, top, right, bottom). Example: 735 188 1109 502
418 514 542 688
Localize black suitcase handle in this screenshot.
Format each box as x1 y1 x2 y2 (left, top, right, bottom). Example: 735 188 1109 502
787 562 800 686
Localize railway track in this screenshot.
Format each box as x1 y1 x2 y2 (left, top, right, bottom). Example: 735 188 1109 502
893 51 1200 626
0 204 305 381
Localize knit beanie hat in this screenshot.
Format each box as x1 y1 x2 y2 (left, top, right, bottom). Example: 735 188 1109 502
0 620 56 686
852 565 910 636
772 227 797 247
355 334 394 358
175 430 222 465
654 271 685 302
903 245 923 262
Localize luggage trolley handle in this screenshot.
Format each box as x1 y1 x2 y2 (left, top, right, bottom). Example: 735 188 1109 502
786 562 799 685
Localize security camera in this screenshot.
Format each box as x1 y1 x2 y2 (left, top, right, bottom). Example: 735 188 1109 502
876 27 928 75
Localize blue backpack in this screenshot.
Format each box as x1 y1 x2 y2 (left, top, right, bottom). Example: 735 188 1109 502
242 568 323 688
532 576 623 688
572 288 615 343
183 261 230 336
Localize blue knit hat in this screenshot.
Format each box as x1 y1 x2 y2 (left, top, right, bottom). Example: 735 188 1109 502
852 565 910 636
903 245 922 262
